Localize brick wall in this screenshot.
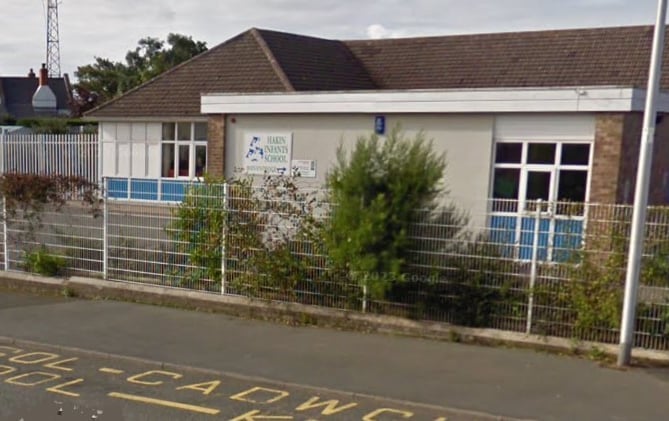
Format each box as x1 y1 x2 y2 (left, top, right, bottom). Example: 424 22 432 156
591 114 625 204
650 113 669 204
207 114 226 177
591 112 669 205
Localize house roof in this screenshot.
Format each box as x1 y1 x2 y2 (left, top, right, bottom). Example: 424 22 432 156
345 25 658 90
86 24 668 119
0 75 72 119
87 30 290 118
256 29 377 91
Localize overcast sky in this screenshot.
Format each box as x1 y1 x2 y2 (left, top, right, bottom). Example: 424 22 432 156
0 0 663 79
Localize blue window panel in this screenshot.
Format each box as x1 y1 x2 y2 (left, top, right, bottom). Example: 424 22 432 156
130 179 158 201
537 219 551 261
553 219 584 262
108 178 129 199
490 215 517 258
519 217 550 261
518 217 534 260
161 180 188 202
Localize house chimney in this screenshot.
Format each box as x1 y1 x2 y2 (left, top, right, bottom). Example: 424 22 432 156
39 63 48 86
32 63 57 110
28 68 35 78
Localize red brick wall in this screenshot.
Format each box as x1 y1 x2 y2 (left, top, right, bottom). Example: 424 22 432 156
650 113 669 204
207 114 226 178
591 112 669 205
591 114 625 204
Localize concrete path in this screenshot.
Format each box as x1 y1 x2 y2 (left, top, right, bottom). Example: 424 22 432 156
1 291 668 420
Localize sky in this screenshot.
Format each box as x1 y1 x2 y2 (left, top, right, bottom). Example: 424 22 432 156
0 0 664 80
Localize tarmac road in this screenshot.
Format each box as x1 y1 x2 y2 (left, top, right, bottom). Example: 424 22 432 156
0 340 503 420
1 290 669 420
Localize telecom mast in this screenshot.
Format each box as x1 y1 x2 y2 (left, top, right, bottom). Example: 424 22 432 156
46 0 61 77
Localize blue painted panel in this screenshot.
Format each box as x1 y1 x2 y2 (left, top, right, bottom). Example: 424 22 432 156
130 179 159 201
490 215 517 258
161 180 188 202
519 217 551 261
519 217 534 260
553 219 584 262
108 178 129 199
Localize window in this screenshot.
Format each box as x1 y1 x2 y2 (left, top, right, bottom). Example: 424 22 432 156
491 140 592 262
492 141 591 214
161 122 207 179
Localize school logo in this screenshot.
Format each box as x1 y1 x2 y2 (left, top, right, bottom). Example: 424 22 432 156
245 136 265 162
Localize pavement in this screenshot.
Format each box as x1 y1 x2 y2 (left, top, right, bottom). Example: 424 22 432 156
1 291 669 420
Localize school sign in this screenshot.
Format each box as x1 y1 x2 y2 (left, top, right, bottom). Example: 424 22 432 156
243 132 293 176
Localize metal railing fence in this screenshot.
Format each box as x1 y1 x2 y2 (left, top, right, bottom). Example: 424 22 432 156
0 132 98 183
2 180 669 351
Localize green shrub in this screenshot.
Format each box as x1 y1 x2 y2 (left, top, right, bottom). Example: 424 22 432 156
168 175 228 286
323 127 446 298
168 175 325 295
24 246 67 276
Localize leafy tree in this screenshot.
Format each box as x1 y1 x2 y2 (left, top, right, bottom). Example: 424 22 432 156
73 33 208 114
323 127 447 298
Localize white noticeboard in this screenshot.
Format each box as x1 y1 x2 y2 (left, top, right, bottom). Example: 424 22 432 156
291 159 317 178
243 132 293 176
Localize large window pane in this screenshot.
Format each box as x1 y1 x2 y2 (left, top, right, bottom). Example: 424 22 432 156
558 170 587 202
194 123 208 141
178 145 190 177
161 123 175 141
556 170 587 215
161 143 175 177
495 143 522 164
177 122 191 141
195 145 206 177
525 171 551 212
525 171 551 201
493 168 520 212
527 143 556 164
561 144 590 165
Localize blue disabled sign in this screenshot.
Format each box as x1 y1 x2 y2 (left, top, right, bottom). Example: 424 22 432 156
374 116 386 135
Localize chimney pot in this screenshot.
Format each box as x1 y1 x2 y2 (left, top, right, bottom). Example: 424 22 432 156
39 63 48 86
28 68 35 78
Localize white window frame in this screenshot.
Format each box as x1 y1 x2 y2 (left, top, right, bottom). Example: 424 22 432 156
161 122 207 180
492 140 593 213
491 139 594 261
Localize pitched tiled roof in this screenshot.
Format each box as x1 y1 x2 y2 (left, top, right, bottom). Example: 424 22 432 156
87 24 669 119
87 31 290 118
0 76 71 119
256 29 377 91
345 25 660 90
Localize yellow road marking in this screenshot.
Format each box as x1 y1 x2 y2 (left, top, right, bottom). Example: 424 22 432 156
363 408 414 420
99 367 124 374
176 380 221 396
296 396 358 415
127 370 182 386
229 410 293 421
5 371 61 387
47 378 84 397
0 346 22 357
9 352 60 365
0 365 16 375
108 392 221 415
44 357 78 372
230 386 290 404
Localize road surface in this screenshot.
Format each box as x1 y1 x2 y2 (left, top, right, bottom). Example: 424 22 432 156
1 290 669 420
